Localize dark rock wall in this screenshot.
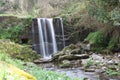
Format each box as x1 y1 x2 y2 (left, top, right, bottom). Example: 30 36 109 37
32 18 65 54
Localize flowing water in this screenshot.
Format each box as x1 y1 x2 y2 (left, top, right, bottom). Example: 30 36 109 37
32 18 100 80
32 18 65 58
39 63 99 80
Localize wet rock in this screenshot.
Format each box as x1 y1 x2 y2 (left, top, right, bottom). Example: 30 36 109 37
52 51 65 61
82 43 91 51
52 44 78 61
60 60 71 68
107 60 115 65
70 48 81 54
34 58 52 64
52 43 90 68
118 54 120 58
73 60 82 67
101 67 107 71
107 65 117 71
74 54 89 59
84 68 95 72
60 60 82 68
83 77 90 80
99 72 109 80
58 54 89 61
58 54 74 61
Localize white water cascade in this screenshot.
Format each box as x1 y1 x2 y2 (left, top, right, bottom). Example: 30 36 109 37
33 18 65 58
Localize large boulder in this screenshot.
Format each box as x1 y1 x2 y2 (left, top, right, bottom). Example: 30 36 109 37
59 60 82 68
58 54 89 61
52 44 89 68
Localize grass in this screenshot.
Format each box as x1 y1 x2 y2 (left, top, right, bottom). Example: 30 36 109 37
26 63 80 80
83 58 94 68
0 52 81 80
105 68 120 76
0 14 33 18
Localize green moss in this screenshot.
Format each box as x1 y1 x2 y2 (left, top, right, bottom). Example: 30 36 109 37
86 31 107 48
0 16 32 42
0 39 40 61
86 30 120 52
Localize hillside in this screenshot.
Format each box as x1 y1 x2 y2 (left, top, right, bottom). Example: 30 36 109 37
0 0 81 17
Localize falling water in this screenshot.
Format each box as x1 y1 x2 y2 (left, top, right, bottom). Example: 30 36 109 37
60 18 65 47
33 18 65 58
37 19 46 57
47 19 57 54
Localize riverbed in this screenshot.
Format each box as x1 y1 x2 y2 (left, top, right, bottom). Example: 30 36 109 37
39 63 99 80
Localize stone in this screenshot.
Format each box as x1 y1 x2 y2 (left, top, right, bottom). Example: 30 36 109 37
60 60 71 68
58 54 74 61
58 54 89 61
83 77 90 80
73 60 82 67
52 43 90 68
118 54 120 58
52 51 65 61
34 58 52 64
74 54 89 59
84 68 95 72
70 48 81 54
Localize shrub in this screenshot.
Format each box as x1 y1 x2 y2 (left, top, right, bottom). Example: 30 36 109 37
0 16 32 43
0 39 40 61
86 27 120 52
86 31 107 51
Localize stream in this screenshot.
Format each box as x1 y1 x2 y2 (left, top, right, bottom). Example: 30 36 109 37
38 63 99 80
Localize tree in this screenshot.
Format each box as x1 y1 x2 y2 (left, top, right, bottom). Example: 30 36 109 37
86 0 120 52
87 0 120 26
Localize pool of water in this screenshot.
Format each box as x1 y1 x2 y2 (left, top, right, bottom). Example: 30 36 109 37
39 63 99 80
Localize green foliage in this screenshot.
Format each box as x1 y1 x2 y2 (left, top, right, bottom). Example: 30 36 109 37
0 52 81 80
0 52 24 69
86 31 107 48
86 28 120 52
0 25 24 42
26 63 80 80
0 16 32 42
84 58 94 68
87 0 120 25
63 0 86 15
0 1 5 6
105 68 120 76
107 37 116 50
0 39 40 61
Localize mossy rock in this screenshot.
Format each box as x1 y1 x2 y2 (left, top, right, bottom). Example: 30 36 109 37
52 44 78 61
59 60 71 68
0 39 40 61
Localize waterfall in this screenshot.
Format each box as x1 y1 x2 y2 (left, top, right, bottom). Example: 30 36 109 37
47 19 57 54
32 18 65 58
60 18 65 47
37 19 46 57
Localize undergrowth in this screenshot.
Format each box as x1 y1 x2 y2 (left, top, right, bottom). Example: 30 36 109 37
0 16 32 43
105 68 120 76
86 29 120 53
0 52 81 80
